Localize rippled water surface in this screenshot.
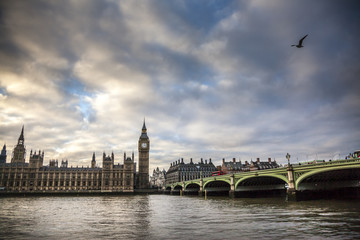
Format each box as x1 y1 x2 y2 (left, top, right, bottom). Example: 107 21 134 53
1 195 360 239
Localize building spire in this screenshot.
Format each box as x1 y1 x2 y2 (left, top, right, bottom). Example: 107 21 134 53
142 118 147 131
18 125 24 145
140 119 148 139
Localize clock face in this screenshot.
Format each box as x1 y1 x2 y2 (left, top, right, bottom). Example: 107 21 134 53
141 142 147 148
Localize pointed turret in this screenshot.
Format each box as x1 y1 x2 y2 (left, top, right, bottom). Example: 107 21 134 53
0 143 6 164
91 152 96 168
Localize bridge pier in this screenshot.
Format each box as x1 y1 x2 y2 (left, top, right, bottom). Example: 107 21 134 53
286 165 298 201
198 178 204 197
229 174 235 198
229 190 235 198
286 189 298 201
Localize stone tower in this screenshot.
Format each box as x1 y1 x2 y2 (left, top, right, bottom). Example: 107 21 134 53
101 152 114 191
0 144 6 164
123 151 135 191
11 126 26 164
29 150 44 168
138 120 150 189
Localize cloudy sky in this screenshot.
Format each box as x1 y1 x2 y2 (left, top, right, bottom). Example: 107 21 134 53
1 0 359 172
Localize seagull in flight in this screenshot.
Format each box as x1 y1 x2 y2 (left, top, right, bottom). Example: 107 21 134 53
291 34 308 48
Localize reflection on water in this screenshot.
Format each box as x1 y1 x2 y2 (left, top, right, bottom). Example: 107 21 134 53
1 195 360 239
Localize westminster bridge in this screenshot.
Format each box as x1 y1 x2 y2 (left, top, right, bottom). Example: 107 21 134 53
165 158 360 200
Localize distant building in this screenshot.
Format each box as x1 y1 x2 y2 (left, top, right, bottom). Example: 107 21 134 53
0 123 150 193
222 158 279 174
150 167 166 189
165 158 216 185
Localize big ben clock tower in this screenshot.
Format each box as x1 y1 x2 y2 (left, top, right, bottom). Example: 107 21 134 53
138 120 150 189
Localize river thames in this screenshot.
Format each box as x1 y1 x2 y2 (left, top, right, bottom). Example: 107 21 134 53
0 195 359 240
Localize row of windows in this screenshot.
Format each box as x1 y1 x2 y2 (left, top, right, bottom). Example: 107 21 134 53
4 185 132 192
0 174 102 179
0 168 102 173
0 172 131 179
1 179 134 187
178 168 215 172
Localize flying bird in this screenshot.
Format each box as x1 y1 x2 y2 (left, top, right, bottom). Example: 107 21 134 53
291 34 308 48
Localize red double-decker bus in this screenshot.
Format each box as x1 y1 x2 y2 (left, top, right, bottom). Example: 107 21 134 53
212 171 224 176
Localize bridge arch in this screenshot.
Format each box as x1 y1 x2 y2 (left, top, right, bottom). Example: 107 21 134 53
184 183 200 194
203 179 231 195
184 182 200 189
172 185 183 194
235 174 288 189
295 165 360 190
203 179 231 188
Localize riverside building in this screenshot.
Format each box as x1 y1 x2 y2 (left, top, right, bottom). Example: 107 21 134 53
165 158 216 185
0 122 150 193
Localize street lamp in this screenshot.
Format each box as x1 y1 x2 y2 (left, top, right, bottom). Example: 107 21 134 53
286 153 291 166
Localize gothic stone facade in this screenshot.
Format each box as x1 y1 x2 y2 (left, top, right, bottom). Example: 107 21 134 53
0 123 150 193
150 167 166 189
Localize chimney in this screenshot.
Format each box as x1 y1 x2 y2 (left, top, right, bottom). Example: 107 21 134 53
233 158 236 163
257 158 260 162
268 158 271 162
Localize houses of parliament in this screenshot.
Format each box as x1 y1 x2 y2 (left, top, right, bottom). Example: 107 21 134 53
0 122 150 193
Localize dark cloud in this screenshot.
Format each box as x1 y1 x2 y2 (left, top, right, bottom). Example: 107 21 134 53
0 0 359 171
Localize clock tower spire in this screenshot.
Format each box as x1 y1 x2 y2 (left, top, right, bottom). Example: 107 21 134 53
138 119 150 189
11 125 26 164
